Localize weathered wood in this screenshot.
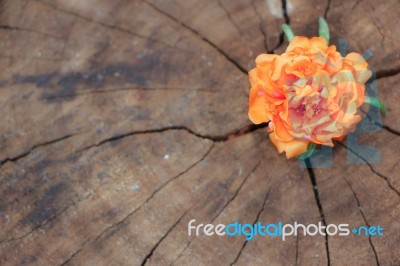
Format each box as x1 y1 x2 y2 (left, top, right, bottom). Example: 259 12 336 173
1 0 400 265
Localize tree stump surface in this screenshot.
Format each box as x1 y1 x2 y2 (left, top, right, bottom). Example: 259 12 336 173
1 0 400 265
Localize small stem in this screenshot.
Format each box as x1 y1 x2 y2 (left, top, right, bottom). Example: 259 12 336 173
318 17 330 43
281 23 294 42
365 96 387 116
296 143 316 160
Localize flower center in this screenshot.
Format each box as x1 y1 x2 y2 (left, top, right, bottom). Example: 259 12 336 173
312 103 322 115
295 104 306 114
303 95 325 119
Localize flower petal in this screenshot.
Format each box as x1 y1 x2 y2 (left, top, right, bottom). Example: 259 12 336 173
248 87 268 124
272 115 293 141
255 54 278 65
286 36 310 52
309 37 328 52
269 132 310 158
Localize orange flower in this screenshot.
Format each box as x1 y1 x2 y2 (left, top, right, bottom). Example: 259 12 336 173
248 36 371 158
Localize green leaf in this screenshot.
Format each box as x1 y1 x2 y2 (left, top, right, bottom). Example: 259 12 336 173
296 143 316 160
365 96 388 116
281 24 294 42
318 17 330 43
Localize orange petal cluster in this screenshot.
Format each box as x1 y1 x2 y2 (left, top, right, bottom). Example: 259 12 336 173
248 36 372 158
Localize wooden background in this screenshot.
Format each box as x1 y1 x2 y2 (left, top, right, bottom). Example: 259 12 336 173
1 0 400 265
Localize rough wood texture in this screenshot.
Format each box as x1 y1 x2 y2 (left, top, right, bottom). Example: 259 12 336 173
1 0 400 265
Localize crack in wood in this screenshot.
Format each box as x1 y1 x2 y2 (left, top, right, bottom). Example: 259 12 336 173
281 0 291 25
250 0 271 53
141 208 191 266
76 128 214 153
169 239 191 266
350 0 363 14
305 160 331 266
360 109 400 137
324 0 331 19
295 233 299 265
212 160 262 223
272 0 291 53
343 178 380 266
143 0 248 75
0 24 64 39
230 186 271 265
59 236 92 266
216 0 242 35
380 125 400 136
0 132 83 169
338 142 400 197
376 66 400 79
272 32 285 53
77 123 268 153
